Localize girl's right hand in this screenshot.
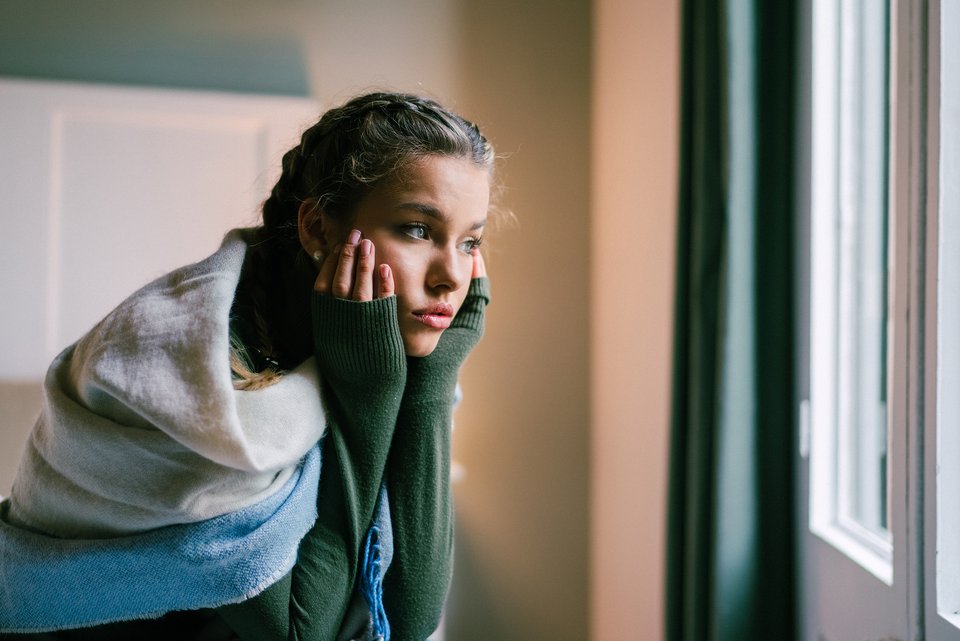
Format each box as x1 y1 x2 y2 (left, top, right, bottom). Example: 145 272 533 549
313 229 395 301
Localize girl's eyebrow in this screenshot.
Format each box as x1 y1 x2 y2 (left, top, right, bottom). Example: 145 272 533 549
396 202 487 230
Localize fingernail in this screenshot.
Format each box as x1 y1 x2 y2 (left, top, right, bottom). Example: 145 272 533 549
379 264 391 280
348 229 361 245
361 239 372 256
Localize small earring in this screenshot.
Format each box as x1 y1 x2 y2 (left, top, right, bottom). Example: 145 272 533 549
312 250 324 263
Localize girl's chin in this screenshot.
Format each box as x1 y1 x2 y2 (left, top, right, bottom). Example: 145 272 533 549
402 335 442 358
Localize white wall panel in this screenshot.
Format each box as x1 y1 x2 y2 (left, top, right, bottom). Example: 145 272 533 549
0 78 317 379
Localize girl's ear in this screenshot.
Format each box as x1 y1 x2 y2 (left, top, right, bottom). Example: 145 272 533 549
297 200 331 255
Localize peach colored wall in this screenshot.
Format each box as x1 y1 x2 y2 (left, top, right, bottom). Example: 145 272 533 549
590 1 680 640
444 2 591 639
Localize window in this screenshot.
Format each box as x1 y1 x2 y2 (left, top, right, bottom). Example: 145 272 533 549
808 0 893 583
800 0 957 640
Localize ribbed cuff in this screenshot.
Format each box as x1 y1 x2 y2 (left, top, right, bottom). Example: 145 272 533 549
450 278 490 332
312 294 406 377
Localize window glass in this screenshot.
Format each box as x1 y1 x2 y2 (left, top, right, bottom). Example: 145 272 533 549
834 0 890 540
809 0 892 581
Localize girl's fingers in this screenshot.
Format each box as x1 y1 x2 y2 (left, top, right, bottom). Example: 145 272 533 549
352 239 375 301
377 264 395 299
316 230 391 301
471 247 487 279
332 229 362 299
314 244 341 294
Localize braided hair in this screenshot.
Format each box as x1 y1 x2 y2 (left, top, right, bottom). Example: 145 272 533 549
230 93 495 389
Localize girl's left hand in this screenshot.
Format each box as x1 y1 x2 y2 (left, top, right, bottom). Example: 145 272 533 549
314 230 395 301
471 247 487 280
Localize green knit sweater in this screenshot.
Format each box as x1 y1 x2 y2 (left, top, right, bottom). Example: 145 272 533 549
220 277 489 641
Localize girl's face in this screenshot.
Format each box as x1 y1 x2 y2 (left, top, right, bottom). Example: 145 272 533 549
319 155 490 356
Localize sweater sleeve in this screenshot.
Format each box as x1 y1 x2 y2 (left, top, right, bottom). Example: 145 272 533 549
220 294 407 641
381 277 489 640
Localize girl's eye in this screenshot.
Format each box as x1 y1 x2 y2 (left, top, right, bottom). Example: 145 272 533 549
400 224 429 240
459 237 484 254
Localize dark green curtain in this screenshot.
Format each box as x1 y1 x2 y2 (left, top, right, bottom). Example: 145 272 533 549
665 0 797 640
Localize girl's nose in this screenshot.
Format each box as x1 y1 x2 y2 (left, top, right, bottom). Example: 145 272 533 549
427 246 468 291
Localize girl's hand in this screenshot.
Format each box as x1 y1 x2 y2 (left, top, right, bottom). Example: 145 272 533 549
314 229 395 301
471 247 486 280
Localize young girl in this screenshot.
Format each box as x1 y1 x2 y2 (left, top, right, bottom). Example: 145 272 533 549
0 92 495 641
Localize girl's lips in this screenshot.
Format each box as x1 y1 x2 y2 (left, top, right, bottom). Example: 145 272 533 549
413 303 454 329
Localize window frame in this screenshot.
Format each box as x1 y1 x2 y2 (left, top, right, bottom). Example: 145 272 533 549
925 1 960 638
